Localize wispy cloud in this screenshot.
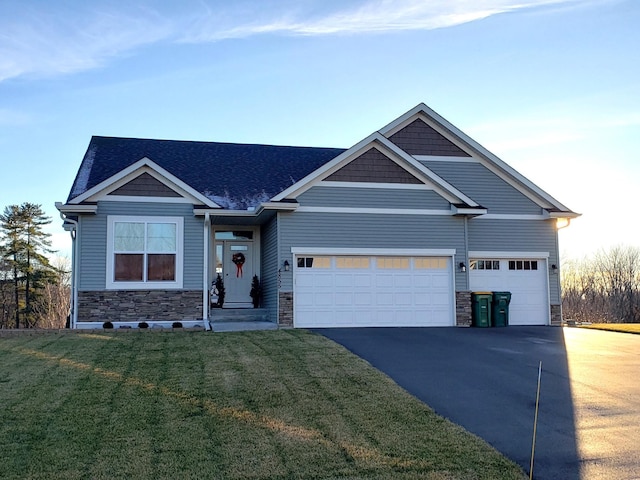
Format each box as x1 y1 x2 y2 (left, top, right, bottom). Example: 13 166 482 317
181 0 583 41
0 4 171 82
0 0 587 82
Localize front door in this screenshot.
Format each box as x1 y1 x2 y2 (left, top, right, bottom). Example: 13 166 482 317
223 241 253 307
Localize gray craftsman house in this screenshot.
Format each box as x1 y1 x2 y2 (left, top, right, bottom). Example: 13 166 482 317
56 103 579 329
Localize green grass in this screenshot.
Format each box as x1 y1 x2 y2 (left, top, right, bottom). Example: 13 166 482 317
580 323 640 334
0 330 525 480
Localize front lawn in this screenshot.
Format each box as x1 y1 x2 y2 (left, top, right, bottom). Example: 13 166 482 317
580 323 640 334
0 330 525 479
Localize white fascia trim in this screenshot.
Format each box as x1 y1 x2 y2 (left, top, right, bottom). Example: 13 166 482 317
272 132 381 201
319 181 433 190
70 157 221 208
381 104 575 213
548 211 581 219
193 202 299 216
452 206 488 215
469 251 550 259
292 247 456 256
55 202 98 214
296 206 452 216
413 155 480 163
472 214 551 220
97 195 196 204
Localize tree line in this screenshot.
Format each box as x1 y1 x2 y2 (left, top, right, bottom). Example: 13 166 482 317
0 203 69 329
561 245 640 323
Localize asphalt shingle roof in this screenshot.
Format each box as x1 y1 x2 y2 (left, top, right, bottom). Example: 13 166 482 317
68 136 346 209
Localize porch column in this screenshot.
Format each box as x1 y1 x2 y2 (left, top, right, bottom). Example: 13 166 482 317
202 213 210 325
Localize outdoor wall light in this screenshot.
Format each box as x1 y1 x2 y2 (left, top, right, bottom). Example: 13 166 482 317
459 262 466 273
283 260 290 272
551 264 558 272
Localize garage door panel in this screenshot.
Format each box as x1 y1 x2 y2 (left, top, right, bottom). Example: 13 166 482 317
295 255 454 327
469 258 548 326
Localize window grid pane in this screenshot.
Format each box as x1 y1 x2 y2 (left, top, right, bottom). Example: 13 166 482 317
147 223 176 252
114 222 145 251
114 254 144 281
147 254 176 281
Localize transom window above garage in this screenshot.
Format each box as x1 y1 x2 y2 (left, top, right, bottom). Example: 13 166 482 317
297 256 330 268
336 257 370 269
470 260 500 270
509 260 538 270
377 257 410 269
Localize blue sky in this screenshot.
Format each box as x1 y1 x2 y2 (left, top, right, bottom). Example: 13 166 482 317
1 0 638 260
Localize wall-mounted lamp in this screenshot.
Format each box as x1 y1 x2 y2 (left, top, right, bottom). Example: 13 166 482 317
551 264 558 273
283 260 290 272
459 262 466 273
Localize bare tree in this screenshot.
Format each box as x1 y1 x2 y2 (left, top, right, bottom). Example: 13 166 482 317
562 245 640 323
31 257 71 329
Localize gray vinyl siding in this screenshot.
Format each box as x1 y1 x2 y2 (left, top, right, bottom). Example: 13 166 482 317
420 161 542 214
277 211 467 291
296 186 450 210
260 216 278 323
78 201 203 290
468 218 560 303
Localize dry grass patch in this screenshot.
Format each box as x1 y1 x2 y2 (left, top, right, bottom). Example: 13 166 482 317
0 330 525 479
580 323 640 334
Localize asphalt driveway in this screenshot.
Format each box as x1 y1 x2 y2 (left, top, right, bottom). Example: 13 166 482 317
316 326 640 480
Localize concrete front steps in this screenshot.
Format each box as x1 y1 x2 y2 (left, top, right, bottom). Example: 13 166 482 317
208 308 278 332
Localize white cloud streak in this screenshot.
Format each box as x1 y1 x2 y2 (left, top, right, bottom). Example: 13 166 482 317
0 0 588 82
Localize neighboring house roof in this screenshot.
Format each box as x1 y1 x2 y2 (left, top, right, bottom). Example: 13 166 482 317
67 136 346 209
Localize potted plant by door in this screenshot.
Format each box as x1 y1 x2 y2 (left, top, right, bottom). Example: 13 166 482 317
211 274 225 308
250 275 262 308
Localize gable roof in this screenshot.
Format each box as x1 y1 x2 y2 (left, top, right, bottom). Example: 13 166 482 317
67 136 345 209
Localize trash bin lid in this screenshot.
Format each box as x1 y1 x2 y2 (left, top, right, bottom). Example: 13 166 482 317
472 291 493 295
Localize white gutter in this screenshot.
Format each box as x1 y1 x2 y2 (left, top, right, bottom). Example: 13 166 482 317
56 203 79 329
193 201 299 217
202 213 210 330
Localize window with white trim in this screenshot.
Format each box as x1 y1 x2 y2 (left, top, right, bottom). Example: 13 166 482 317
509 260 538 271
470 260 500 270
107 216 183 289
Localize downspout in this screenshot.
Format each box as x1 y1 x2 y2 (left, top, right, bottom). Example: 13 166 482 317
58 212 79 329
202 213 210 330
463 215 470 288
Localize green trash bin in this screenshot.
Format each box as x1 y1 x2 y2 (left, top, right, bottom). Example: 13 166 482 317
471 292 493 327
491 292 511 327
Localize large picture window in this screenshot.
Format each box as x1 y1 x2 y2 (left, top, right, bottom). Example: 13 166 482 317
107 216 183 289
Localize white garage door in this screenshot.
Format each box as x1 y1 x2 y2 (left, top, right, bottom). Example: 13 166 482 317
469 258 549 325
294 255 454 328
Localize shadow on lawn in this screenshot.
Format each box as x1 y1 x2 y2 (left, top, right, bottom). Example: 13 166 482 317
317 326 581 480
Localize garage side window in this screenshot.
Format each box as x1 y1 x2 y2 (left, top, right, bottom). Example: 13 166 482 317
470 260 500 270
297 256 330 268
107 216 183 289
509 260 538 270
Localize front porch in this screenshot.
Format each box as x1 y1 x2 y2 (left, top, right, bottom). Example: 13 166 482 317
208 307 277 332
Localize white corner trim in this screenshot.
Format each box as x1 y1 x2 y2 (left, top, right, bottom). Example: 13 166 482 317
292 247 456 256
295 206 452 216
469 251 550 259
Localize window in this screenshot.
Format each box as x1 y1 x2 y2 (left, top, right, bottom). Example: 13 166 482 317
414 257 447 269
107 216 183 289
470 260 500 270
336 257 370 269
509 260 538 271
376 257 410 269
297 256 330 268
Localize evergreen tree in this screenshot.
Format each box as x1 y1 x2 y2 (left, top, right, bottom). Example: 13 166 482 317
0 203 54 328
